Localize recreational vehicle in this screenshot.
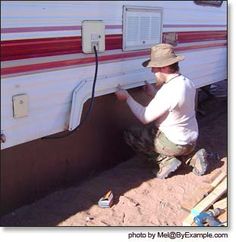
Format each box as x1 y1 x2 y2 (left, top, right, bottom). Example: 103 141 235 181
1 1 227 214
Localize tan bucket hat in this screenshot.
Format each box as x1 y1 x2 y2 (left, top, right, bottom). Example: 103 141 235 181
142 43 184 68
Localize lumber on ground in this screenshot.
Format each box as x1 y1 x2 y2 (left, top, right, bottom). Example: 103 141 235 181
181 171 226 211
183 177 227 226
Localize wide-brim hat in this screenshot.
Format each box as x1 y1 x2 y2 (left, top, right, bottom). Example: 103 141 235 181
142 43 184 68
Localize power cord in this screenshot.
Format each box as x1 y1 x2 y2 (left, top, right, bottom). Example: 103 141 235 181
42 46 98 140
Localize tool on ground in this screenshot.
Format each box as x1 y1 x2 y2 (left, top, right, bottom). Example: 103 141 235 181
193 208 223 226
98 190 114 208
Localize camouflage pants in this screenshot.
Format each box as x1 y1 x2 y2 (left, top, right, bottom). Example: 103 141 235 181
124 124 196 166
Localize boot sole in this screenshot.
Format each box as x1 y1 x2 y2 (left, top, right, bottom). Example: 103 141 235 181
155 159 182 179
192 151 208 176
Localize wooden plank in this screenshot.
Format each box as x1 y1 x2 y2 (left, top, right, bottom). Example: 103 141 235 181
211 172 226 187
213 197 227 210
183 177 227 226
181 184 213 211
181 172 226 211
201 177 226 215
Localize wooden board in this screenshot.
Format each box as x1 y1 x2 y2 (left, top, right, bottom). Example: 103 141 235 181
213 197 227 210
181 172 226 211
211 172 227 187
183 177 227 226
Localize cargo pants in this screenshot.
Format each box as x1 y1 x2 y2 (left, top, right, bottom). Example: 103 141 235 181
124 124 196 167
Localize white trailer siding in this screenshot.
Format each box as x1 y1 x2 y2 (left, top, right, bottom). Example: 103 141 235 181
1 1 227 40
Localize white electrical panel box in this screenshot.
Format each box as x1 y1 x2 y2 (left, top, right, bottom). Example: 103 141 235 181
123 5 163 51
82 20 105 53
12 94 29 118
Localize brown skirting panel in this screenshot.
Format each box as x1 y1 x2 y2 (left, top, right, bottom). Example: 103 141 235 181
0 87 149 215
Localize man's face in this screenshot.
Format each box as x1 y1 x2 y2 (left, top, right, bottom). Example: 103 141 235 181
151 67 165 85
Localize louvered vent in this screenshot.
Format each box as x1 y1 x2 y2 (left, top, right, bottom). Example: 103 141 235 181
123 5 163 51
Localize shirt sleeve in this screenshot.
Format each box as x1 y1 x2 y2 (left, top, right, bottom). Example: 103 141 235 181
126 89 172 124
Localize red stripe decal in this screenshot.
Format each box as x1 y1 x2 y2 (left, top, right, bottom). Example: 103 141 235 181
178 31 227 43
163 24 226 28
1 26 82 33
1 50 149 76
1 31 226 61
1 42 226 76
1 25 122 33
1 24 225 33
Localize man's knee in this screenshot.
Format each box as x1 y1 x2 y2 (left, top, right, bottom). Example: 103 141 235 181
123 125 157 155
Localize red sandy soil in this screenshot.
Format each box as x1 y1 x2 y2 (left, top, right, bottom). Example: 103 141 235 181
0 96 227 226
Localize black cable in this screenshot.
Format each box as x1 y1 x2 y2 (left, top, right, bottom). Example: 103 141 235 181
42 46 98 140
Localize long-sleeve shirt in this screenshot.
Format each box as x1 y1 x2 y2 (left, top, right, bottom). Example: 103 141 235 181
126 75 198 145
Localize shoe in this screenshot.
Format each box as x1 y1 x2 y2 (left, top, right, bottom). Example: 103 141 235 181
191 148 208 176
153 157 181 179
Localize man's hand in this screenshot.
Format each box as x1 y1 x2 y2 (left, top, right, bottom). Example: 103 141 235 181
115 85 130 101
143 81 157 97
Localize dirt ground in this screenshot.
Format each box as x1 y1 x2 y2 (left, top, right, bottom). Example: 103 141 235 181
0 91 227 227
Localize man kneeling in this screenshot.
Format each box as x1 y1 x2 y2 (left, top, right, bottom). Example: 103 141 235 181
115 44 210 179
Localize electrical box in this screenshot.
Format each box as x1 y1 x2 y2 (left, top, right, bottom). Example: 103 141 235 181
82 20 105 53
12 94 28 118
